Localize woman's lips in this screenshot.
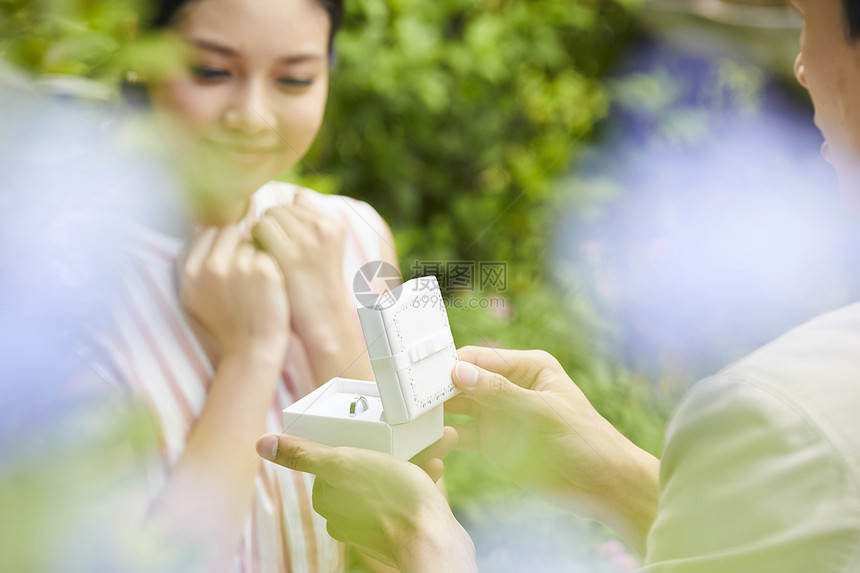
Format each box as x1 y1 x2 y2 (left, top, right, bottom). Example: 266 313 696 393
205 139 277 164
220 145 276 165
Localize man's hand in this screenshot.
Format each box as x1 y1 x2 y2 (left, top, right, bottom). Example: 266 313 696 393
255 431 476 572
448 346 659 556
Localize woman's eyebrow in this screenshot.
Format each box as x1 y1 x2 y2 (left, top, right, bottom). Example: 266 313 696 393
185 38 324 63
278 54 325 64
188 38 238 57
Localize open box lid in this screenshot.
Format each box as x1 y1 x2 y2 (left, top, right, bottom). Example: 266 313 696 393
357 276 459 425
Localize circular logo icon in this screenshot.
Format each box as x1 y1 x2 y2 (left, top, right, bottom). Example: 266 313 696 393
353 261 402 309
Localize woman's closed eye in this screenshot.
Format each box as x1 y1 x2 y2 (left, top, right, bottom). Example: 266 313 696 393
190 65 231 82
188 65 313 89
277 77 314 88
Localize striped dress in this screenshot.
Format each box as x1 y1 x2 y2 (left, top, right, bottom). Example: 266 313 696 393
94 181 390 572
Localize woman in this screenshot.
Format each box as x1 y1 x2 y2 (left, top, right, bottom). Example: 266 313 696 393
96 0 399 571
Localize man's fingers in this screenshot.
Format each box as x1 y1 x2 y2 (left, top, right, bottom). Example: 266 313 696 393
452 361 541 414
456 345 524 378
444 394 479 417
456 346 555 386
256 433 334 476
411 426 458 479
424 458 444 483
325 520 348 544
450 424 480 451
311 477 335 518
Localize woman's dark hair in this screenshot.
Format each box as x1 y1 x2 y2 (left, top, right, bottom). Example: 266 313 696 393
149 0 344 51
845 0 860 40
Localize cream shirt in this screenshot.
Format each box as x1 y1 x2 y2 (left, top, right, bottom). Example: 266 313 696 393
643 302 860 572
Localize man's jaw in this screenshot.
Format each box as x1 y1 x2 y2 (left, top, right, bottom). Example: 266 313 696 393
831 152 860 211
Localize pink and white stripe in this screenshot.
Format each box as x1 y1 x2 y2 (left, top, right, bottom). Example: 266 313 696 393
96 182 387 572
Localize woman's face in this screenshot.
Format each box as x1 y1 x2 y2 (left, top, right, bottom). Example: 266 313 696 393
148 0 331 220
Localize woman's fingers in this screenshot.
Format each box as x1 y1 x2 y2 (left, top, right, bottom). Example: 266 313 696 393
253 215 298 265
183 226 218 276
209 224 242 269
269 206 310 245
287 193 323 221
235 242 256 269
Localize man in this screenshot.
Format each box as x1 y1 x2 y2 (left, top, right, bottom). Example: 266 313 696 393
255 0 860 570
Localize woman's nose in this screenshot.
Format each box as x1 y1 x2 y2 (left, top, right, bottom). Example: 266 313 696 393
794 53 808 89
223 81 277 135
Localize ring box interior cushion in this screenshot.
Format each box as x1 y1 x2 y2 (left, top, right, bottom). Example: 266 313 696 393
282 276 459 460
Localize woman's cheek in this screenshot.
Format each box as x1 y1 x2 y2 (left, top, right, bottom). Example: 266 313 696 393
162 77 225 135
277 91 328 160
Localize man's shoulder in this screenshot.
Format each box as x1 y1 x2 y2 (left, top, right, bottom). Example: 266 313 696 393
649 305 860 571
734 301 860 384
670 302 860 485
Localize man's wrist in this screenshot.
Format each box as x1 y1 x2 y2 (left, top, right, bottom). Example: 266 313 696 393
392 504 477 573
602 440 660 557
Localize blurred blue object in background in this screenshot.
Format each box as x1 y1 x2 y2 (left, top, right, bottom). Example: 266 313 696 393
552 36 860 392
0 81 186 572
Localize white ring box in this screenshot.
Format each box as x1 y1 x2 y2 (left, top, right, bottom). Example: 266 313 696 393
282 276 459 459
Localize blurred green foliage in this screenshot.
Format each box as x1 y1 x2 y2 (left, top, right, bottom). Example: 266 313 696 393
0 0 143 81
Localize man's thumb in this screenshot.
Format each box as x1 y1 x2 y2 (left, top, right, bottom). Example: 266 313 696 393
256 433 330 475
452 361 537 412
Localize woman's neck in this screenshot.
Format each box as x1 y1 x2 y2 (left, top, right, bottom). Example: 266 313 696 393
195 198 250 227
